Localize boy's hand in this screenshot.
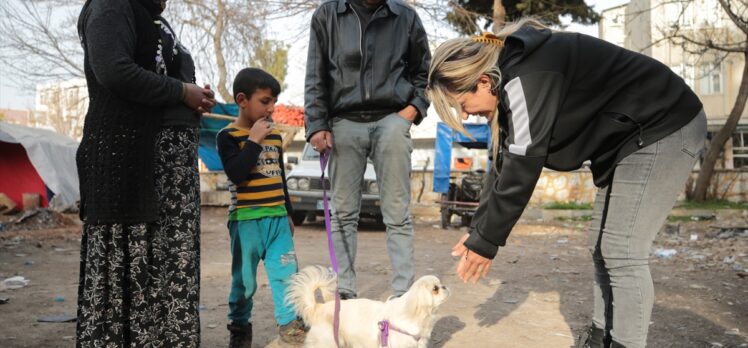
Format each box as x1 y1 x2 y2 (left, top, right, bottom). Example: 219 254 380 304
287 216 295 236
248 118 274 144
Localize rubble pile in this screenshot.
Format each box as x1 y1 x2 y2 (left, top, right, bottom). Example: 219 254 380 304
1 209 77 232
655 221 748 275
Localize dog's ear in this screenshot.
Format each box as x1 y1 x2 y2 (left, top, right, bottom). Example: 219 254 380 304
403 280 435 319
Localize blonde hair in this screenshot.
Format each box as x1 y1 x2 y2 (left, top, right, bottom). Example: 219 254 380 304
427 18 548 167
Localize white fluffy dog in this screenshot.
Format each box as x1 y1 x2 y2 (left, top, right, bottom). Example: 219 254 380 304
286 266 450 348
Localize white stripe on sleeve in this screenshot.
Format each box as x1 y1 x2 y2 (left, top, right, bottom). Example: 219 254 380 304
505 77 532 156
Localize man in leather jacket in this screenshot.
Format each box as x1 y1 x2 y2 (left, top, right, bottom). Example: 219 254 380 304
304 0 430 298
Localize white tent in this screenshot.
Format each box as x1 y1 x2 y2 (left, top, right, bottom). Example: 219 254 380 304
0 122 79 210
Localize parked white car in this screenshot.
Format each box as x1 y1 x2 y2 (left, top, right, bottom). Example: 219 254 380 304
286 144 382 225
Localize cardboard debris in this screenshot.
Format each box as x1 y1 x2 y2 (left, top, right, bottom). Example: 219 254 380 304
22 193 40 211
0 193 16 214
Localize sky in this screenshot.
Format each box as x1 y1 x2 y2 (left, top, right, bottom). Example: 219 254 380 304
0 0 628 110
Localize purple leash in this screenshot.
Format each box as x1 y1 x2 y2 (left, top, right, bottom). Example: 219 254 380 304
378 319 422 347
320 150 341 347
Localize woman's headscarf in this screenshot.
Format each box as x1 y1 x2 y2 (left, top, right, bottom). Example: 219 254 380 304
137 0 166 17
79 0 164 39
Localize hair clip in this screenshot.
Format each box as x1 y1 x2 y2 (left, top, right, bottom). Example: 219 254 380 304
470 32 504 49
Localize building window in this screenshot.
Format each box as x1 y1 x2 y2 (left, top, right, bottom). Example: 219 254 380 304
704 0 722 26
671 64 695 90
732 130 748 168
667 1 693 28
700 62 723 95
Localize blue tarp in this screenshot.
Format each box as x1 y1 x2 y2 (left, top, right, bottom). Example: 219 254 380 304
199 103 238 171
433 122 490 193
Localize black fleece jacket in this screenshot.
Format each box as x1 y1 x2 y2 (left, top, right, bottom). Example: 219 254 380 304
465 25 703 259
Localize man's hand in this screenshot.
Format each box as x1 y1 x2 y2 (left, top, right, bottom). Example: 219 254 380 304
452 233 492 283
310 131 333 153
248 118 274 144
397 105 418 123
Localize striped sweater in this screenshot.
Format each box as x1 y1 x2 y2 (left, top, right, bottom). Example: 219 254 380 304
216 125 293 220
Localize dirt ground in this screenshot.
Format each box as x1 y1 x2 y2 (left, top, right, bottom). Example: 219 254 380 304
0 206 746 348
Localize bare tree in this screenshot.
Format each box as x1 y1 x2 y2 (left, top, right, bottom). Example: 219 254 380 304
0 1 85 88
438 0 598 36
492 0 506 32
169 0 265 101
0 0 291 118
648 0 748 200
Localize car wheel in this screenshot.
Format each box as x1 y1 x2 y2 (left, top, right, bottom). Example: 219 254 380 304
461 215 472 227
375 215 385 229
441 209 452 229
291 211 306 226
305 212 317 223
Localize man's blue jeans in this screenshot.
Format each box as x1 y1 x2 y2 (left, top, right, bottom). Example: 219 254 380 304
329 113 415 296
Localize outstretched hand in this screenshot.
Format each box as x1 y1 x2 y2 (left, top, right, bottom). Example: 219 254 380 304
452 233 492 283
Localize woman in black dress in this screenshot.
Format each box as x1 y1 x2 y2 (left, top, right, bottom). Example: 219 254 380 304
76 0 215 346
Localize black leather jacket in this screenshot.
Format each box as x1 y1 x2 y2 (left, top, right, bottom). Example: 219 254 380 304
304 0 431 140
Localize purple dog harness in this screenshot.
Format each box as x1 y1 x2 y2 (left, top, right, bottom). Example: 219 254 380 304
378 320 422 347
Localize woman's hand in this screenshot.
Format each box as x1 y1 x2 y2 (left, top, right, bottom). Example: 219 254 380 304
183 83 216 113
452 233 493 283
198 84 216 113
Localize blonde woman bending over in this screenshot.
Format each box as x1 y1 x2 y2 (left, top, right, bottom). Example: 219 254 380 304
427 18 706 348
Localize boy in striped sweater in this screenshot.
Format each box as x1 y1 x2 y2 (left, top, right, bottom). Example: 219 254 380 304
216 68 306 347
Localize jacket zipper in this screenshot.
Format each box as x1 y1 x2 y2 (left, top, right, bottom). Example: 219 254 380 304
352 5 383 102
613 111 645 147
351 8 365 102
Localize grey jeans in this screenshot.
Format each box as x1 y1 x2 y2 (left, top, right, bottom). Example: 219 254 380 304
587 111 707 347
329 113 415 296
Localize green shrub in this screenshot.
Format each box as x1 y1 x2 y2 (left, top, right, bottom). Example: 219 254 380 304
544 201 593 210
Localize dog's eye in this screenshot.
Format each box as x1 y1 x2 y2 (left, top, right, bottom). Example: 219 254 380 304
432 285 440 294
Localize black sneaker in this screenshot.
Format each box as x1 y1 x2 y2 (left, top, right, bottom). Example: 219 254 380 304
339 292 357 300
227 322 252 348
279 318 308 345
576 324 606 348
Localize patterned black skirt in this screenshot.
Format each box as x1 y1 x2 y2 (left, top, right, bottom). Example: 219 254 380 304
76 127 201 348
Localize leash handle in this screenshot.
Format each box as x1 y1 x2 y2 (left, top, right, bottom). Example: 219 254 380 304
320 150 341 348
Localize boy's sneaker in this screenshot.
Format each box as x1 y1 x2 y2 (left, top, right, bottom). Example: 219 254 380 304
278 318 307 345
227 322 252 348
